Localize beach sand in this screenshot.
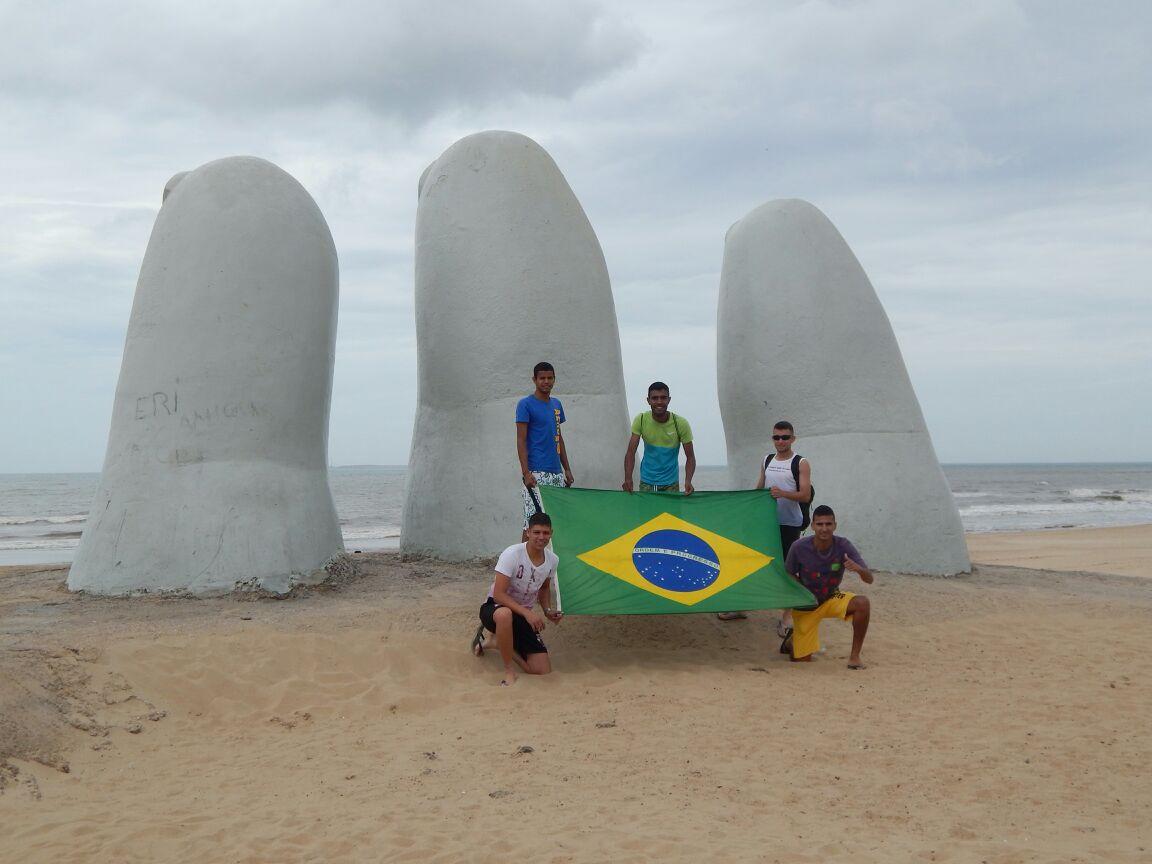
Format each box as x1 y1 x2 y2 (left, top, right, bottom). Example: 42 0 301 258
1 531 1149 863
967 523 1152 579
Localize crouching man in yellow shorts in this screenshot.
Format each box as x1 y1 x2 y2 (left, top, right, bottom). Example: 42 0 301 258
780 504 873 669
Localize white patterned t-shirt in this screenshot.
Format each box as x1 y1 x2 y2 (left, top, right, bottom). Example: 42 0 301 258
488 543 559 610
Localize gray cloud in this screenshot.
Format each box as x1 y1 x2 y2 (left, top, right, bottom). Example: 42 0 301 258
1 0 643 119
1 0 1150 470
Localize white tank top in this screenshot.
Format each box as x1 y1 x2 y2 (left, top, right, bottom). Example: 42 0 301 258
764 454 803 528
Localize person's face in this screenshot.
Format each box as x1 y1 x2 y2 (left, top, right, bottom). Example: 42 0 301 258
527 524 553 550
811 514 836 542
534 371 555 394
772 428 794 454
647 389 670 417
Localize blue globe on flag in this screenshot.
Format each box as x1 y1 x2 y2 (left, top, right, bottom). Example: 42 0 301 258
632 529 721 592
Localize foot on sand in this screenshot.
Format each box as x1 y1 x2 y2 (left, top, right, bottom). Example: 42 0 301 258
501 666 519 687
717 611 747 621
471 625 486 657
847 658 866 670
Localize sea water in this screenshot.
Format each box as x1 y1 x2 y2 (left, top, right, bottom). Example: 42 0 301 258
2 464 1150 565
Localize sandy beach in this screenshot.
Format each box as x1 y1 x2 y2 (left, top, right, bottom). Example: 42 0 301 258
967 524 1152 579
2 527 1149 863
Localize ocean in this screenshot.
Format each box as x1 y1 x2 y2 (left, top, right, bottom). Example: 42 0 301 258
2 463 1150 565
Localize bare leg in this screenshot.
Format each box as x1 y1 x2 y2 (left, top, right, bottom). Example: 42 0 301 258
493 607 520 685
471 624 490 657
776 608 793 637
846 595 870 668
523 653 552 675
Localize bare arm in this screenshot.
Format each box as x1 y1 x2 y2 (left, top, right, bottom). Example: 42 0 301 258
558 429 574 486
771 457 811 501
537 577 562 621
516 423 534 487
622 433 641 491
843 557 873 584
754 460 765 490
682 442 696 495
796 457 811 501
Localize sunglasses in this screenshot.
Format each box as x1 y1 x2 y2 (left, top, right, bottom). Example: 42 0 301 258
771 434 793 441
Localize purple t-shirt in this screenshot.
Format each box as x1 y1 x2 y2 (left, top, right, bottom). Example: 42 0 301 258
784 535 868 606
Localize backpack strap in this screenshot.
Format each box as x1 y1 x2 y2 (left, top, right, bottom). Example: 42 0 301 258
525 481 545 515
791 454 813 501
642 411 687 443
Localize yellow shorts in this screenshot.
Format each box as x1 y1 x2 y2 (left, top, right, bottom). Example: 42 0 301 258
790 592 856 659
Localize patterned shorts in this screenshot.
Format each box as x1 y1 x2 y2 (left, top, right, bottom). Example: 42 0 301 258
522 471 565 527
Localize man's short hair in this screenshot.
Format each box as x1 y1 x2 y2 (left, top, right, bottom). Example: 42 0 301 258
773 420 794 432
527 512 553 529
812 504 835 520
533 362 555 377
648 381 670 395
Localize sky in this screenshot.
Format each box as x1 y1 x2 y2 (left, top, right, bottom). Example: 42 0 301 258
1 0 1149 473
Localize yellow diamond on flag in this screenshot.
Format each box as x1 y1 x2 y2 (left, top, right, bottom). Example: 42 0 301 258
576 512 774 606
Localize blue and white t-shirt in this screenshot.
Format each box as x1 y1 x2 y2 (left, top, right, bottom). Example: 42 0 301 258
516 395 565 473
632 412 693 486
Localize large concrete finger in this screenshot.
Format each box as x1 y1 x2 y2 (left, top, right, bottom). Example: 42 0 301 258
717 199 969 574
403 131 628 560
69 156 343 595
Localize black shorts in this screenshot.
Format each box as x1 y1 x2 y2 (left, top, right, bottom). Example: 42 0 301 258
479 599 548 658
780 524 802 558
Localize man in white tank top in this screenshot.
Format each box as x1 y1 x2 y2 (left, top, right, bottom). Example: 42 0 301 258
718 420 811 631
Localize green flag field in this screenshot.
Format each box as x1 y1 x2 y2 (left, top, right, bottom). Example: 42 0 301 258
538 487 816 615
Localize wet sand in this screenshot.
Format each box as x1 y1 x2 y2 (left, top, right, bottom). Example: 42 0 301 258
967 523 1152 578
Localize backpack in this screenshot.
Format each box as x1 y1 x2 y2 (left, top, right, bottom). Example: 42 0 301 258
763 453 814 530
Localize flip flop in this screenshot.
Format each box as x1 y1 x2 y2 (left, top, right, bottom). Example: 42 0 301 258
716 611 747 621
847 662 866 670
778 628 793 656
470 624 486 657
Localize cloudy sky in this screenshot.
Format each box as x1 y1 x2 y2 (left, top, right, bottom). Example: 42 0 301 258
1 0 1149 473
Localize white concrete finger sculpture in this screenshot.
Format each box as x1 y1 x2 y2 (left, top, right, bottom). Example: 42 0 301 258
717 199 969 574
69 156 344 595
403 131 629 560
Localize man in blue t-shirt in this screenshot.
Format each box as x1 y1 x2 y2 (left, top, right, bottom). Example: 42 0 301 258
516 362 574 537
622 381 695 494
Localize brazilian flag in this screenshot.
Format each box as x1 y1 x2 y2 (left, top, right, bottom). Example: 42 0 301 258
538 487 816 615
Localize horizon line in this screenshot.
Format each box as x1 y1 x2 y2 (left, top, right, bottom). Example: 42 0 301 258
4 461 1151 476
